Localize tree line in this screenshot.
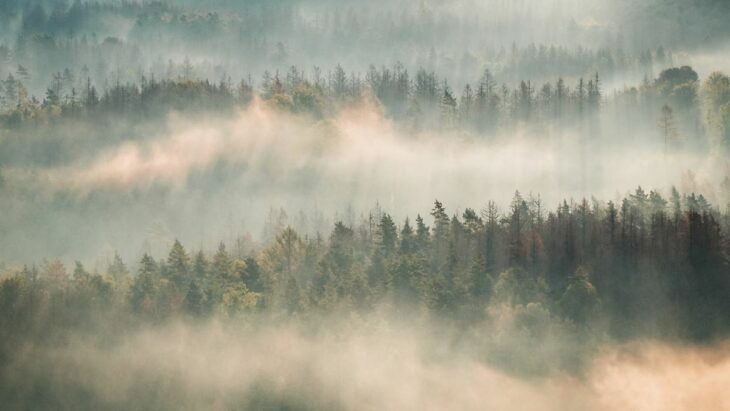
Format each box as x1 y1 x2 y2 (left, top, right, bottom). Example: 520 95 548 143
0 0 672 85
2 189 729 345
4 63 729 145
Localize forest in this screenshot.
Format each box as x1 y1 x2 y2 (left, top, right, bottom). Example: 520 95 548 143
1 1 730 410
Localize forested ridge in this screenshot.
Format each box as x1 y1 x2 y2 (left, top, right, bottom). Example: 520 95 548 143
3 190 729 345
2 62 730 151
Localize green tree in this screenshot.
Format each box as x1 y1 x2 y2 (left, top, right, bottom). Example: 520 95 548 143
470 251 492 300
240 257 264 294
702 71 730 145
184 280 206 317
440 83 458 128
377 214 398 257
431 200 450 258
284 277 302 314
658 104 679 153
292 81 325 117
212 242 233 281
130 254 158 315
399 218 416 255
192 250 209 282
415 215 430 251
107 253 129 282
493 267 546 306
559 267 599 326
166 240 190 288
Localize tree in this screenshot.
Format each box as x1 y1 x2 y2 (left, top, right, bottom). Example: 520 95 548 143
218 284 258 317
415 215 430 251
184 280 205 317
702 71 730 145
440 82 457 128
16 65 30 83
460 83 474 126
284 277 302 314
377 214 398 257
554 77 568 121
508 191 529 266
44 259 67 286
587 72 601 111
237 78 254 105
327 222 355 274
107 253 129 281
559 267 599 326
44 87 60 108
492 267 546 306
240 257 264 293
192 251 209 282
399 218 416 255
656 66 698 110
431 200 451 270
180 56 194 81
719 102 730 148
73 261 90 280
658 104 679 154
330 64 348 99
431 201 450 240
516 80 533 121
292 81 325 117
576 77 586 117
275 227 303 278
2 74 17 109
211 242 232 281
130 254 158 314
470 251 492 300
166 240 190 288
84 77 99 108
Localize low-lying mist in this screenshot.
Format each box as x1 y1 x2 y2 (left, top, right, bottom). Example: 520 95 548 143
0 97 725 264
4 316 729 411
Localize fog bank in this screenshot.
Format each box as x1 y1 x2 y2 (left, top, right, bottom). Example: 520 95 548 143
5 318 729 411
1 98 726 263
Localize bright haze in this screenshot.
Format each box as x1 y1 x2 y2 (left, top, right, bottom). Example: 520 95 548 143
1 1 730 410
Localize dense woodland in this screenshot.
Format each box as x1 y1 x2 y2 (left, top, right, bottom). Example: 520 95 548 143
0 0 708 87
1 63 730 148
1 2 730 343
2 0 730 149
2 190 729 350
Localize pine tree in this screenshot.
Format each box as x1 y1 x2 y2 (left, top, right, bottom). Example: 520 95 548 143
377 214 398 257
184 280 205 317
241 257 264 293
167 240 190 289
658 104 679 154
130 254 158 314
284 277 302 314
212 242 232 281
3 75 17 109
107 252 129 281
399 218 415 255
192 251 209 282
415 215 430 251
440 83 458 128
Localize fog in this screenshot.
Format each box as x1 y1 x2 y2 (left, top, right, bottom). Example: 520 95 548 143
3 0 730 96
0 98 725 263
4 317 729 411
1 1 730 410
